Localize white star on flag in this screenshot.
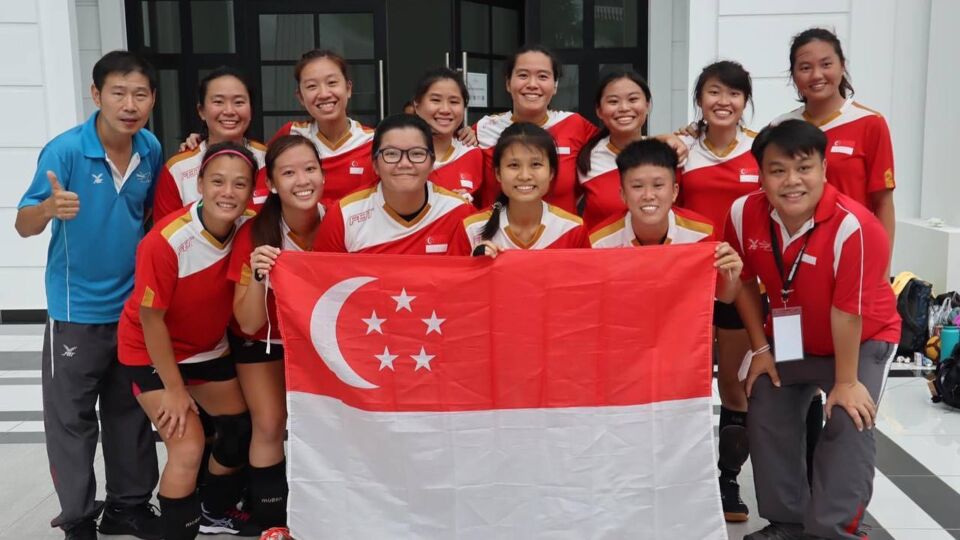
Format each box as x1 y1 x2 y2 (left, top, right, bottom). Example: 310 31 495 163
410 347 435 371
421 311 446 335
361 310 386 335
374 346 398 371
391 288 416 312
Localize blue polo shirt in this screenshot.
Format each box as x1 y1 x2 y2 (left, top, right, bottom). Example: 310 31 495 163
19 112 163 323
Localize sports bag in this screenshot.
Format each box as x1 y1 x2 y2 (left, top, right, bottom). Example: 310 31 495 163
933 341 960 409
895 274 932 356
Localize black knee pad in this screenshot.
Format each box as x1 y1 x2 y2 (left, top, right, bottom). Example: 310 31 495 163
211 412 252 468
718 407 749 474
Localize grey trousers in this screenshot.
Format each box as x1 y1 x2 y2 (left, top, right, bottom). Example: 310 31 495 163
748 339 896 540
41 319 159 529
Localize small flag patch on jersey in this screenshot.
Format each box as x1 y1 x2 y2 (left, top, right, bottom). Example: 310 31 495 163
349 167 365 175
739 168 759 183
831 140 855 155
557 146 571 155
801 253 817 266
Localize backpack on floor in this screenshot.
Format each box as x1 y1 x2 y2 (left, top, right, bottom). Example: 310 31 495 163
934 342 960 409
893 272 933 356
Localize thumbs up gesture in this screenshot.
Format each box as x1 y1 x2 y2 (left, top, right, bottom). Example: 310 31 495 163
43 171 80 221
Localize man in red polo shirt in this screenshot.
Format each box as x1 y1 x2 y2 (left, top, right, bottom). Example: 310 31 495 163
725 119 900 540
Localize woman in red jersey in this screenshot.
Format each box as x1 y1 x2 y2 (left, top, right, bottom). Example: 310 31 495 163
678 60 762 524
154 67 267 220
776 28 896 257
413 67 484 204
473 45 598 212
314 114 473 254
118 142 260 539
227 135 325 530
450 122 587 256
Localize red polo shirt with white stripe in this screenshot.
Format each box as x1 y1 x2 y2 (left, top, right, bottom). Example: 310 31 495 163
724 184 900 355
118 203 252 366
449 201 587 255
314 181 473 255
773 98 895 210
271 118 377 207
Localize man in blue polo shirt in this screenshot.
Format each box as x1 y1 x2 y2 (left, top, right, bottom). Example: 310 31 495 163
15 51 162 540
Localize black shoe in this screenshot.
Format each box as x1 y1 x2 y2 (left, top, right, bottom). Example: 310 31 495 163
64 519 97 540
719 476 749 522
98 502 163 540
743 522 810 540
199 503 263 536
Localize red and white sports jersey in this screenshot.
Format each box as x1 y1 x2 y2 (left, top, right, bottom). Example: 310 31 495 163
429 138 484 202
314 181 473 255
227 213 319 342
474 110 598 212
153 139 267 221
449 201 587 255
271 118 377 207
676 128 761 233
590 207 716 248
773 98 895 209
118 203 253 366
577 136 624 228
724 184 900 355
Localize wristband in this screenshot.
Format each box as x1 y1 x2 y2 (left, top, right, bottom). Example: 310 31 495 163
751 344 770 358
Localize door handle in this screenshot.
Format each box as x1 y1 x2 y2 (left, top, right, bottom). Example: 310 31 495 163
378 59 385 121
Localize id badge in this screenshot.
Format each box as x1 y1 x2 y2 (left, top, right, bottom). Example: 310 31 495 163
771 307 804 361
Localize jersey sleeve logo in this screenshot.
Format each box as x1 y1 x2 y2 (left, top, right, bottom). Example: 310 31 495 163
830 140 855 155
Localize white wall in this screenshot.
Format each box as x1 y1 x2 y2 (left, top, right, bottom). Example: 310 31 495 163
0 0 83 310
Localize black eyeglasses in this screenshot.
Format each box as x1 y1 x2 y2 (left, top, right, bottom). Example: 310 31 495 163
377 147 433 164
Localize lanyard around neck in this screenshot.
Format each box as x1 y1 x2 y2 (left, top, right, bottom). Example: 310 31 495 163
769 219 814 304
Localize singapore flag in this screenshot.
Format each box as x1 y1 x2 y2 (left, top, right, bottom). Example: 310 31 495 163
271 246 726 539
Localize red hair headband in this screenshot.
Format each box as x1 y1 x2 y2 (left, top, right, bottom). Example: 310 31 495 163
200 149 255 172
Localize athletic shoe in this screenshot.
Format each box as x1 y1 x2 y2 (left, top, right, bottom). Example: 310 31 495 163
199 504 263 536
743 522 810 540
260 527 295 540
719 476 749 522
64 520 97 540
98 502 163 540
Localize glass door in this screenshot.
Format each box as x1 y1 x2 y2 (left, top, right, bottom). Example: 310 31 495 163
247 0 387 137
452 0 523 125
525 0 648 123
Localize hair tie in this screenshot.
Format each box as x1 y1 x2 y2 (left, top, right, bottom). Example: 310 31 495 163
492 201 504 211
200 149 255 172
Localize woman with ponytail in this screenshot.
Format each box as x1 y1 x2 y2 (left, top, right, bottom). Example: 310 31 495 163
226 134 325 530
450 122 587 257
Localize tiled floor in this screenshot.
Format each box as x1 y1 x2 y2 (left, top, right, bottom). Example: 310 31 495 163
0 324 957 539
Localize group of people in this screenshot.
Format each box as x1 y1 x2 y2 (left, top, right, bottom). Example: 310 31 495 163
15 24 899 540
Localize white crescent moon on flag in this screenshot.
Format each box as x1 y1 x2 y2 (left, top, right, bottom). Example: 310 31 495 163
310 276 379 389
